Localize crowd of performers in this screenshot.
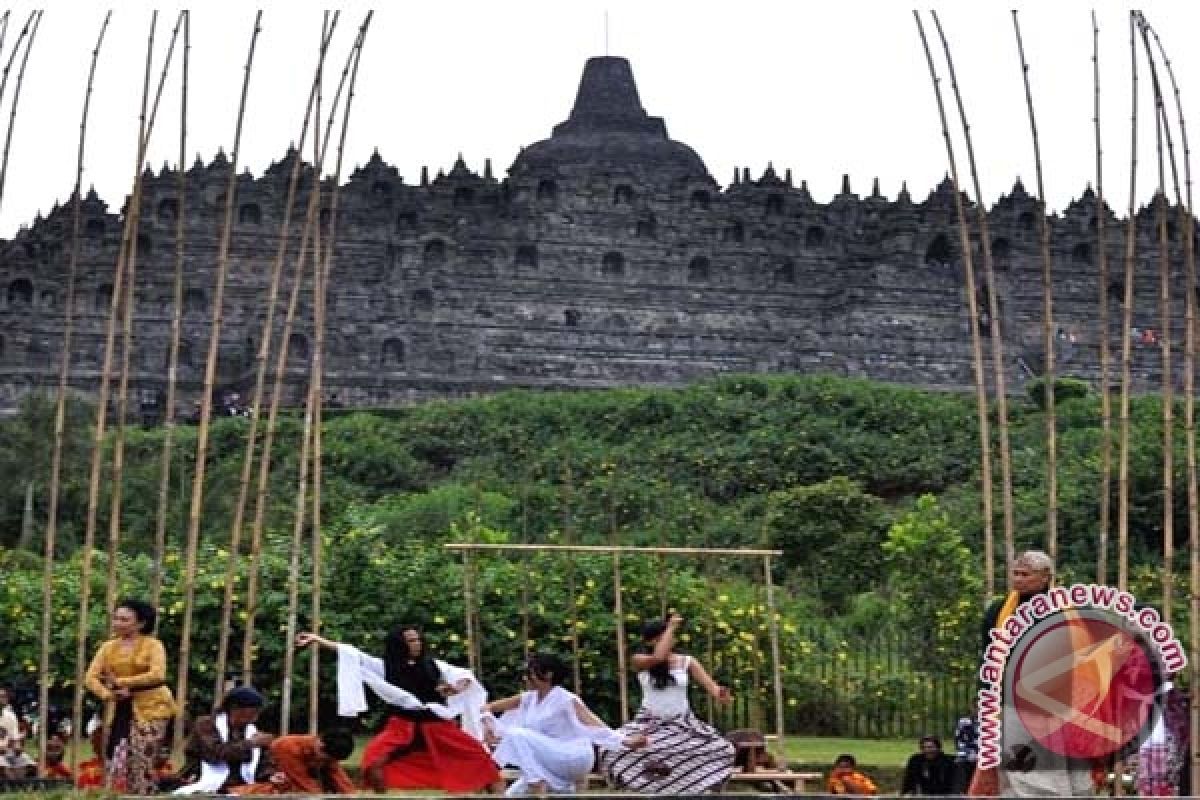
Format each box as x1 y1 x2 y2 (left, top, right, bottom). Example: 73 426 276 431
65 603 735 795
10 548 1188 796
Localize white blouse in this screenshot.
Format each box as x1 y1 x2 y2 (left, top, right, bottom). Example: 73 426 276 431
492 686 624 751
637 655 691 718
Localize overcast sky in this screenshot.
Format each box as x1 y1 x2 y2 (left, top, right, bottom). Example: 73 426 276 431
0 1 1196 237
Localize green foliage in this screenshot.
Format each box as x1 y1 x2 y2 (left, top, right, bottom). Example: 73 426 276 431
1 372 1197 735
1026 376 1091 410
766 477 891 614
883 495 981 671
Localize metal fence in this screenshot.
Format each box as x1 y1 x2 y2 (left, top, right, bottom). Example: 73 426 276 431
710 627 978 741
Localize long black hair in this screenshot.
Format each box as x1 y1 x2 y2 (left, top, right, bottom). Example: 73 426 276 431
383 625 439 687
640 618 676 690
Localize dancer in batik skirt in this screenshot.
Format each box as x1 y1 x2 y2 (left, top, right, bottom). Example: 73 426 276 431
482 652 647 796
600 613 735 793
84 599 176 795
298 626 504 794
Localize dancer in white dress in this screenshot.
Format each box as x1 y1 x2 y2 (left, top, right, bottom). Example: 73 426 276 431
601 613 735 792
482 653 647 796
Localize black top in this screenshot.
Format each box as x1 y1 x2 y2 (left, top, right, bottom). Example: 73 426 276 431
901 752 956 795
386 657 444 720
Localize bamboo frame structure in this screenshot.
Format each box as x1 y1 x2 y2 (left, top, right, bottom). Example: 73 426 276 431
1011 12 1059 561
1093 11 1113 585
39 11 110 773
931 11 1015 576
913 11 997 598
608 472 629 723
173 12 262 763
520 474 532 661
1142 15 1200 792
0 10 38 215
445 543 783 556
241 14 363 687
72 12 162 773
105 13 185 617
448 542 786 748
1145 67 1174 624
211 14 339 701
281 16 372 730
562 459 582 694
1117 12 1140 593
307 15 329 735
151 11 191 614
240 117 327 683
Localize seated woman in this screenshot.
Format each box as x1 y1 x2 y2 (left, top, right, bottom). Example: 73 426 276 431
601 613 735 793
827 754 878 796
483 653 647 796
172 687 276 795
298 626 502 794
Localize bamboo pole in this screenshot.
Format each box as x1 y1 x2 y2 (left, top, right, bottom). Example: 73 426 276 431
1093 11 1113 585
0 13 11 72
763 555 785 756
0 10 37 215
307 16 328 733
106 12 185 617
40 12 110 774
151 11 190 615
73 11 160 774
1117 12 1140 593
932 11 1015 575
609 471 629 723
913 11 997 597
520 473 531 660
1136 15 1177 624
562 458 582 694
173 12 262 763
240 139 322 682
241 14 354 685
1142 16 1200 792
282 97 323 736
212 14 338 700
306 11 371 730
282 19 371 726
1011 12 1058 561
444 543 784 556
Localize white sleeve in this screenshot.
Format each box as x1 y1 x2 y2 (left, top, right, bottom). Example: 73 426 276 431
436 659 489 740
565 690 626 751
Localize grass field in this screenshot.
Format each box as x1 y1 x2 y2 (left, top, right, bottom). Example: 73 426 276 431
781 736 914 768
343 735 915 771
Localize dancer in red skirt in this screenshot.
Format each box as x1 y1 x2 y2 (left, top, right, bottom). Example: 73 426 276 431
297 627 504 793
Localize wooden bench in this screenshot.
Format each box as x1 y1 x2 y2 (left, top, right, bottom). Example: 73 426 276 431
727 768 823 793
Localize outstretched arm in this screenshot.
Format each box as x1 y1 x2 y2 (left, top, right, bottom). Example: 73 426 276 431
687 657 731 703
482 694 523 715
630 613 681 671
573 698 647 749
296 632 340 649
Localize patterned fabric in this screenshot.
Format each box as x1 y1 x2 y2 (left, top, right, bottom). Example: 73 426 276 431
125 718 167 795
601 709 734 793
1137 742 1177 798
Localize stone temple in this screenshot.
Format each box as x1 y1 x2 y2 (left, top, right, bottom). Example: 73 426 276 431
0 56 1190 415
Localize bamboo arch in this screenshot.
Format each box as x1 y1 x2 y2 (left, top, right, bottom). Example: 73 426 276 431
446 543 787 756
